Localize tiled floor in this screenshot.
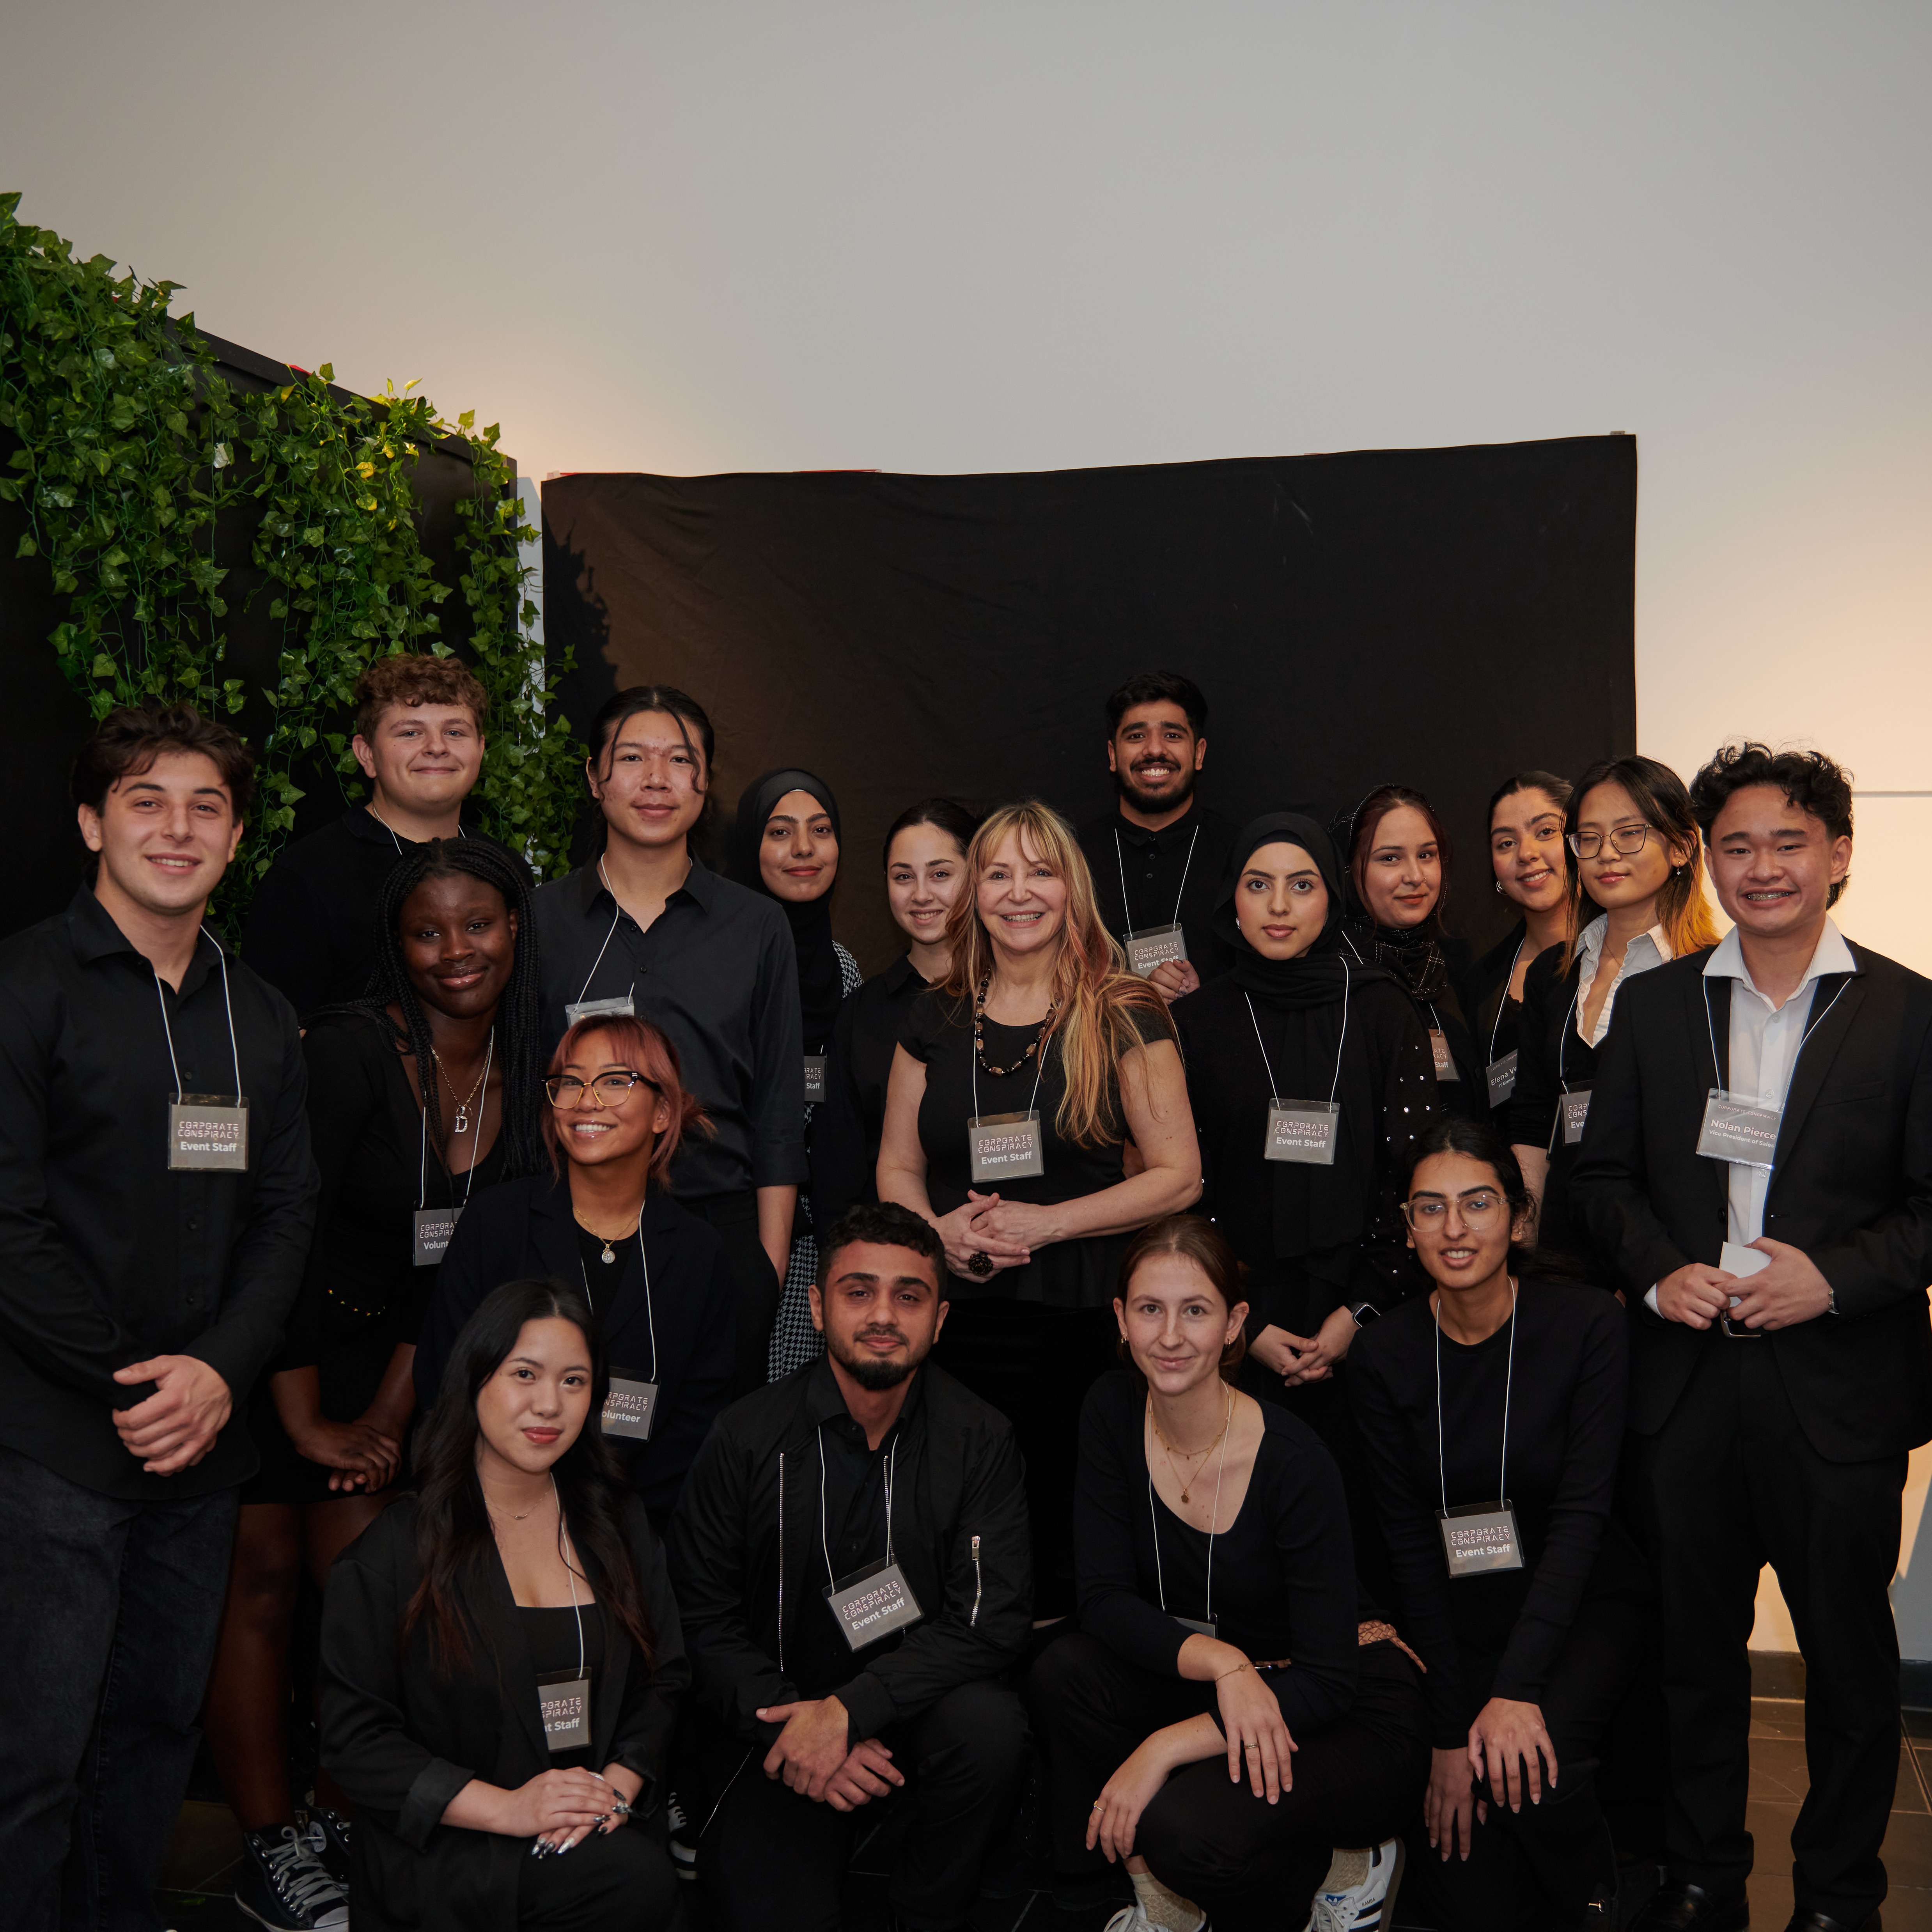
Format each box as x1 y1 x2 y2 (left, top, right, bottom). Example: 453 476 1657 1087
154 1700 1932 1930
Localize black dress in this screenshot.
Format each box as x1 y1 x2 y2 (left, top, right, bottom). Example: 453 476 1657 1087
245 1011 506 1506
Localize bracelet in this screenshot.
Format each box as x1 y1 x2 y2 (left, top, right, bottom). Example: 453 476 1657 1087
1215 1662 1253 1681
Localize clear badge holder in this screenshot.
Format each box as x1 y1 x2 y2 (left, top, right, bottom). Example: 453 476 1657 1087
1125 923 1188 978
825 1558 924 1651
1485 1050 1518 1109
1429 1029 1459 1080
1697 1090 1781 1168
1560 1087 1592 1145
565 993 635 1027
537 1668 593 1751
802 1054 828 1104
168 1095 249 1171
412 1205 461 1266
1172 1613 1218 1639
1264 1099 1340 1166
601 1376 659 1441
968 1110 1046 1184
1436 1500 1525 1577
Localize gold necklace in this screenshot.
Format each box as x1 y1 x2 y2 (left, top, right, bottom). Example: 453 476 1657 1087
431 1033 493 1134
574 1210 642 1266
1150 1400 1230 1506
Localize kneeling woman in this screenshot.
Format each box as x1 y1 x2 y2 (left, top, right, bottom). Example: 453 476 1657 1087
1349 1118 1642 1931
321 1280 686 1932
1031 1216 1428 1932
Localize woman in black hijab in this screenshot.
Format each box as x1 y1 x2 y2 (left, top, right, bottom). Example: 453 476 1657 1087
728 770 861 1378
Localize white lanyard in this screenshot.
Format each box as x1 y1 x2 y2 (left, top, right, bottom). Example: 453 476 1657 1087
152 931 243 1103
367 806 468 856
576 1222 658 1382
1558 983 1581 1090
1114 823 1200 933
1701 973 1850 1101
1148 1390 1232 1625
1434 1282 1517 1512
1489 939 1526 1063
553 1475 587 1683
1243 959 1350 1105
817 1429 897 1585
970 1012 1051 1122
576 856 637 1007
417 1028 494 1213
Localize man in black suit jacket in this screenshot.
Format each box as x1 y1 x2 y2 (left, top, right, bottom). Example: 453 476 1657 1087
1573 743 1932 1932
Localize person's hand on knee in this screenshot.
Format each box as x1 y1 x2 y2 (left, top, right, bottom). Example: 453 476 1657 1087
822 1737 903 1812
757 1697 853 1802
1467 1697 1557 1813
1425 1746 1484 1860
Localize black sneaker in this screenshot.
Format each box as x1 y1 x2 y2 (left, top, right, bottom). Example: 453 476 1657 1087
666 1791 697 1882
234 1825 350 1931
301 1811 352 1884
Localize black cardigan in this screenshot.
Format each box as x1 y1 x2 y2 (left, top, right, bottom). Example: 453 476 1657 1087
319 1494 687 1932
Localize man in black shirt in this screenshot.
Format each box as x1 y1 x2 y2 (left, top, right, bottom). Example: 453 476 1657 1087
1076 670 1236 1005
0 702 317 1927
241 652 529 1016
669 1202 1031 1932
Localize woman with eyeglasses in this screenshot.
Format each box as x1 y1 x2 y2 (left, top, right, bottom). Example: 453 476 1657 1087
415 1016 737 1528
1507 757 1718 1280
1349 1117 1643 1932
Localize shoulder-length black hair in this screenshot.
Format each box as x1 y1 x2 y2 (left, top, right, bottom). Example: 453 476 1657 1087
404 1280 653 1675
1400 1114 1595 1285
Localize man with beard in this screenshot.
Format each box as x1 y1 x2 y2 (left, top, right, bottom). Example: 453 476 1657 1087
668 1201 1032 1932
1077 670 1237 1003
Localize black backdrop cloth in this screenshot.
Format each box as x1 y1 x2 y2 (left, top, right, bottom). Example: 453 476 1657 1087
546 436 1636 973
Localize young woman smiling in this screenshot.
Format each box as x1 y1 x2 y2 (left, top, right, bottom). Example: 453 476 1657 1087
1507 756 1718 1277
321 1281 686 1932
1030 1216 1428 1932
877 799 1200 1613
1349 1119 1641 1932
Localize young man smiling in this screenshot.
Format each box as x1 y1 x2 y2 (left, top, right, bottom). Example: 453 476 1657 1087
0 702 318 1927
668 1201 1031 1932
1573 743 1932 1932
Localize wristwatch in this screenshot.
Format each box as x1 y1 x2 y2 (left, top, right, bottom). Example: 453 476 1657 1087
1346 1300 1381 1328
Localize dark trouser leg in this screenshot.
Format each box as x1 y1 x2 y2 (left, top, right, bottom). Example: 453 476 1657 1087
887 1681 1030 1927
697 1730 855 1932
689 1189 783 1400
1742 1344 1904 1924
518 1824 679 1931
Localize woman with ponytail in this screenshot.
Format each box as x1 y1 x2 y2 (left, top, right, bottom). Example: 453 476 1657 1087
321 1280 685 1931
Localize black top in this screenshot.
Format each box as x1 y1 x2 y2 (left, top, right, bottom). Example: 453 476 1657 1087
416 1172 736 1524
1077 799 1237 982
1172 973 1437 1330
1074 1370 1360 1740
279 1011 505 1372
519 1602 610 1770
240 808 531 1021
1506 944 1602 1273
811 952 934 1228
899 988 1173 1308
1459 920 1530 1125
531 858 805 1199
0 889 317 1500
1341 924 1485 1120
1348 1282 1631 1746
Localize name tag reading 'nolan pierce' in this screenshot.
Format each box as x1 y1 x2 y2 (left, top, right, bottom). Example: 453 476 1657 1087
1264 1099 1340 1166
1125 923 1188 979
826 1560 924 1651
412 1206 461 1266
1698 1090 1781 1168
168 1096 249 1172
1437 1501 1524 1578
564 994 635 1028
968 1111 1046 1185
601 1377 659 1441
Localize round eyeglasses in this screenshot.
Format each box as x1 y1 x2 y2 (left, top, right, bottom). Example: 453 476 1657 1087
1401 1190 1506 1230
543 1071 657 1107
1567 825 1654 861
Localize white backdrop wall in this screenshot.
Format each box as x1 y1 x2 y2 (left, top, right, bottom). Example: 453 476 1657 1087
5 0 1930 1654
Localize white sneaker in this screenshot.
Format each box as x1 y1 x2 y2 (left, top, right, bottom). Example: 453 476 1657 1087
1305 1837 1405 1932
1103 1903 1207 1932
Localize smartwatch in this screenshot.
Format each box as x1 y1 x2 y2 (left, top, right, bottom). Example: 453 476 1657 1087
1346 1300 1381 1328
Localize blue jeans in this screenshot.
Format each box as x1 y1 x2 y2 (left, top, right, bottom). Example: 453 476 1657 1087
0 1445 238 1932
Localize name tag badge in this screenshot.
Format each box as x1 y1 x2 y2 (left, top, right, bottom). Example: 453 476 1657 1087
968 1110 1046 1184
1560 1087 1592 1146
412 1205 460 1266
564 994 635 1028
825 1558 924 1651
1437 1501 1525 1578
537 1668 593 1752
601 1375 659 1442
803 1054 828 1104
1697 1089 1781 1169
1172 1614 1218 1639
1430 1028 1459 1080
1124 923 1188 978
1485 1050 1518 1110
1264 1098 1340 1166
168 1095 249 1171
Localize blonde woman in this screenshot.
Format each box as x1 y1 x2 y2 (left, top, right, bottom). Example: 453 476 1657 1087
878 799 1200 1614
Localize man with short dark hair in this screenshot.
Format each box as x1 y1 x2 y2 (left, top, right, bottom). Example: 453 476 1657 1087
241 652 530 1016
668 1200 1032 1932
1574 741 1932 1932
1076 670 1235 1005
0 701 319 1928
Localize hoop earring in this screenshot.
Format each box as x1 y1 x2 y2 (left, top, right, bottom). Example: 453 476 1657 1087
1494 879 1503 895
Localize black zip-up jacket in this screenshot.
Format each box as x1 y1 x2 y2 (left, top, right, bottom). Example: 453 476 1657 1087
667 1357 1031 1747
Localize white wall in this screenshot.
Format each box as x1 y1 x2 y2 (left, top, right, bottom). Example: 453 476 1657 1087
5 0 1930 1644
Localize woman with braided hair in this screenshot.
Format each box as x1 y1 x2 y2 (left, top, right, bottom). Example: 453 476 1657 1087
204 838 547 1930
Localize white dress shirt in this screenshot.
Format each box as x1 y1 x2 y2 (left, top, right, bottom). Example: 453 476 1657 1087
1574 915 1674 1048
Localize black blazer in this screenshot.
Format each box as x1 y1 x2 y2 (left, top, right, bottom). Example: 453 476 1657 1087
1570 942 1932 1460
1508 943 1606 1277
319 1494 688 1932
415 1175 736 1524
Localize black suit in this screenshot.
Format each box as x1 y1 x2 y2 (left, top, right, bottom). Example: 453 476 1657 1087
1571 940 1932 1922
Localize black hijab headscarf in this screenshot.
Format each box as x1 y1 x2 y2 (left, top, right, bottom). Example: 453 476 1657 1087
730 768 844 1048
1212 813 1359 1009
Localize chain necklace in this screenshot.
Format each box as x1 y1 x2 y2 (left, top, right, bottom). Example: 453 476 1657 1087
431 1029 494 1134
1150 1399 1231 1506
575 1210 643 1266
973 973 1059 1077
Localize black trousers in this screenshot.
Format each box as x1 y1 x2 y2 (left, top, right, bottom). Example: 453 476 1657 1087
514 1824 677 1931
0 1444 239 1932
1625 1336 1905 1923
1029 1632 1429 1932
1406 1583 1643 1931
932 1298 1119 1619
688 1188 783 1399
694 1681 1029 1932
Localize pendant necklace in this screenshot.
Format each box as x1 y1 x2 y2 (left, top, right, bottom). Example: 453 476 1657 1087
1150 1400 1230 1505
576 1212 642 1265
431 1029 494 1134
973 973 1059 1077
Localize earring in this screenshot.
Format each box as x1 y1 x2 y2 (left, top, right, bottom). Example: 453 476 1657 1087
1493 879 1503 895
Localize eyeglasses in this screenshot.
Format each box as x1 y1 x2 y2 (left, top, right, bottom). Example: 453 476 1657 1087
1401 1191 1506 1229
1567 825 1654 860
543 1071 657 1107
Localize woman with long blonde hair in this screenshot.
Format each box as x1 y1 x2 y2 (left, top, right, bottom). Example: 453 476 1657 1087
877 799 1200 1614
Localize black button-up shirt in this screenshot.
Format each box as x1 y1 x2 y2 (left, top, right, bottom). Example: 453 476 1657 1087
1076 798 1237 984
0 890 318 1499
531 857 805 1198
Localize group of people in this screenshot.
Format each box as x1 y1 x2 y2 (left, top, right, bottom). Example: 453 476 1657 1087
0 657 1926 1932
